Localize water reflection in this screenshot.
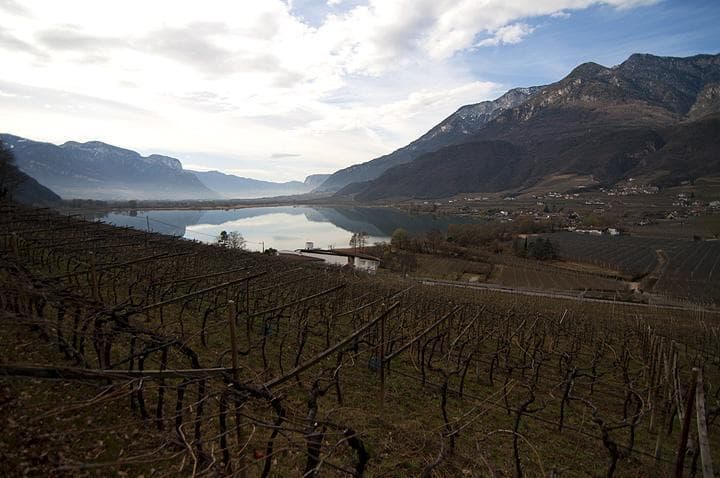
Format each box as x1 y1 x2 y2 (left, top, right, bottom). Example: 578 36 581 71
89 206 475 252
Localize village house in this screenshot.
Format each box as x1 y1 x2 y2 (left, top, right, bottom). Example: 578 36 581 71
280 247 381 273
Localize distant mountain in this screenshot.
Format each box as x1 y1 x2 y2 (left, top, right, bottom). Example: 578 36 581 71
1 134 217 200
339 53 720 201
190 170 330 199
314 85 545 192
1 134 330 201
303 173 331 189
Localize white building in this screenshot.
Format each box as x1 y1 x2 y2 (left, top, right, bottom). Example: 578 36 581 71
281 249 381 273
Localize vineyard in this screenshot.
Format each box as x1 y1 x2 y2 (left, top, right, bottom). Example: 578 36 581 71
547 232 720 304
2 201 720 477
487 257 627 293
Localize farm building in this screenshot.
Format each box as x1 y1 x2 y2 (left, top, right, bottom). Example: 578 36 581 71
281 249 381 273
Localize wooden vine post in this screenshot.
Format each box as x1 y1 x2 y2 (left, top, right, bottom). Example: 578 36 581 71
89 251 99 301
674 368 698 478
11 232 19 257
227 300 239 381
227 300 247 478
379 303 386 415
695 368 714 478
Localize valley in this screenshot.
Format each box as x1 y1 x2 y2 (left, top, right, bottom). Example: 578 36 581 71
2 199 720 477
2 47 719 477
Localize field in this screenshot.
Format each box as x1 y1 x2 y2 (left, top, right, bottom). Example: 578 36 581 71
547 232 720 304
2 200 720 477
487 254 628 292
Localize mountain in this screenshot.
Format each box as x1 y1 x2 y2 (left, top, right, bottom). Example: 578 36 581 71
1 134 218 200
190 171 331 199
303 173 331 190
10 170 62 205
1 138 60 205
338 53 720 201
314 85 545 192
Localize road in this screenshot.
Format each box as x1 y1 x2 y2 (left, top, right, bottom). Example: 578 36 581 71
415 277 719 314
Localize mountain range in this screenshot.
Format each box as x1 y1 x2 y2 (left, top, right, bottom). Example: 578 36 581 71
0 134 328 200
4 52 719 204
190 170 329 199
318 53 720 200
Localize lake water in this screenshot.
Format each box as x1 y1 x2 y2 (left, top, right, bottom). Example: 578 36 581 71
87 206 476 252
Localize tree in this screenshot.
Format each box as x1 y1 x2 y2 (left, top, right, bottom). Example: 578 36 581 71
349 231 368 252
527 238 556 260
390 228 410 251
378 244 417 278
423 229 444 254
217 230 246 249
0 140 23 200
395 251 417 277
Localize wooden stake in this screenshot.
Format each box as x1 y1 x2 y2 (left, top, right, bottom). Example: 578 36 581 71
695 368 714 478
89 251 99 301
379 306 386 414
11 233 19 257
674 368 698 478
227 300 247 478
227 300 239 382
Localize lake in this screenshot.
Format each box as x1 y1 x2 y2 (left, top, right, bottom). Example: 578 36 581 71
87 206 476 252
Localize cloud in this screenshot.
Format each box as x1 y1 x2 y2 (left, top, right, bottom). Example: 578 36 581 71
0 0 29 16
0 80 153 117
550 11 571 19
141 24 238 75
271 153 302 158
0 27 46 57
3 1 660 80
182 163 217 172
475 23 535 48
604 0 659 10
35 26 124 51
176 90 237 113
0 0 663 181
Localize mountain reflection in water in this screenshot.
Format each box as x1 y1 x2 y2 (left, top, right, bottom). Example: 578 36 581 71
87 206 477 252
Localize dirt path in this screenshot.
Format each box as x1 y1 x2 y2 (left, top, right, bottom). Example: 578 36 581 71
416 276 720 314
639 249 668 292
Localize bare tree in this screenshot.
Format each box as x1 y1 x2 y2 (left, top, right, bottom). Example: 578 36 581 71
217 230 246 249
349 231 368 252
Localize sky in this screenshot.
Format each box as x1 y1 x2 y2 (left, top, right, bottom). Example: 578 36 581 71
0 0 718 182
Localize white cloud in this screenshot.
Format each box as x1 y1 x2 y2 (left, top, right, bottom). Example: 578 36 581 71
0 0 659 181
550 11 571 19
475 23 535 47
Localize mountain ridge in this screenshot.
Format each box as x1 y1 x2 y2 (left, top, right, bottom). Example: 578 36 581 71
314 85 545 192
190 170 329 199
337 52 720 201
2 134 330 200
1 134 216 200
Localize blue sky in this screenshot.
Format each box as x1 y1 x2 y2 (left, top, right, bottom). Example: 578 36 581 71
461 1 720 87
0 0 717 181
